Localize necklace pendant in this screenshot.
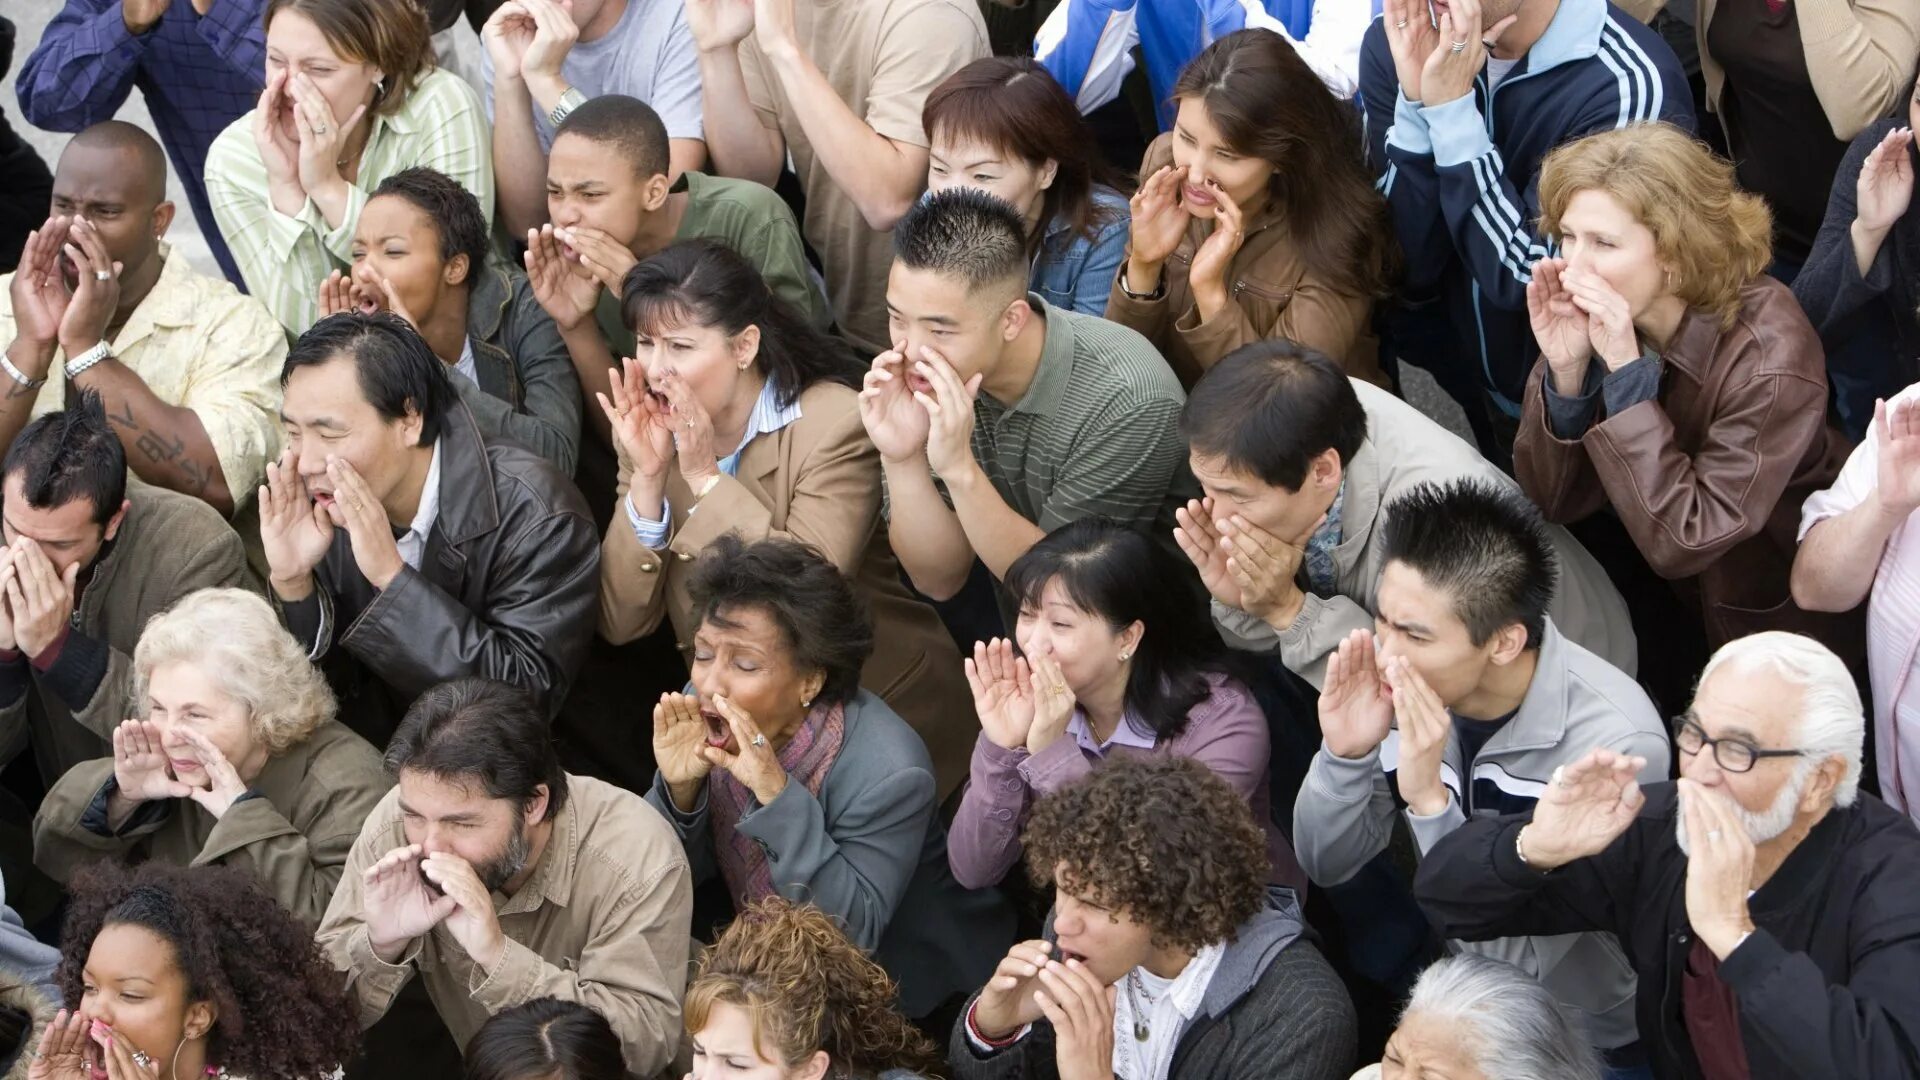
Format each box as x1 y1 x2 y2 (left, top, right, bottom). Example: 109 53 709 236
1133 1020 1150 1042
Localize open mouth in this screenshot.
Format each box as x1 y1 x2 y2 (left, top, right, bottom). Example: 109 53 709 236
904 372 934 395
647 388 672 412
356 293 382 316
1055 948 1088 965
700 710 731 749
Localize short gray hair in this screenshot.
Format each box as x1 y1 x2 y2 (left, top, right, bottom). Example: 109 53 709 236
132 588 337 753
1697 632 1864 807
1401 955 1602 1080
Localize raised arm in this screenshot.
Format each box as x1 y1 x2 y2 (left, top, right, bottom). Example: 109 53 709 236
689 0 786 187
1794 395 1920 611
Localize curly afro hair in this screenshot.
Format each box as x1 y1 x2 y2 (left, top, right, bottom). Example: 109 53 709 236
686 898 942 1077
56 862 360 1080
1023 756 1268 954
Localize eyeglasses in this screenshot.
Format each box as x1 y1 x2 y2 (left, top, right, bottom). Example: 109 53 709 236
1672 715 1807 774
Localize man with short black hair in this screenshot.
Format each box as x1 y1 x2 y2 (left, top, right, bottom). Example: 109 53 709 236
864 188 1196 610
262 312 599 746
1173 340 1635 686
317 677 692 1078
1294 478 1666 1067
0 390 248 792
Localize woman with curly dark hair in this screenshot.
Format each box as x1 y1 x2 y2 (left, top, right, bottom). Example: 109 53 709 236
26 862 358 1080
951 757 1357 1080
684 898 943 1080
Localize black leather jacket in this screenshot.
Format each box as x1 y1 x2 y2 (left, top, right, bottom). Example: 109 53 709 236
281 403 599 745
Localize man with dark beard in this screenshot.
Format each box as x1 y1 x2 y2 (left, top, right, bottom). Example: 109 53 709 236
317 677 694 1078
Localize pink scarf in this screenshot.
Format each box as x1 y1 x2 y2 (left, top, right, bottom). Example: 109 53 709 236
710 700 847 901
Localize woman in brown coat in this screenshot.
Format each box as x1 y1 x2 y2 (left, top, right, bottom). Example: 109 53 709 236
31 588 388 928
1105 28 1396 389
1515 123 1860 709
596 240 977 797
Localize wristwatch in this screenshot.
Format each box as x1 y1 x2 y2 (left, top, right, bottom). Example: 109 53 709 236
65 340 113 380
548 86 588 129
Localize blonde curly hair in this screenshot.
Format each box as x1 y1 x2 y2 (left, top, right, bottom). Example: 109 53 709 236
1538 122 1773 329
132 588 337 754
685 898 943 1078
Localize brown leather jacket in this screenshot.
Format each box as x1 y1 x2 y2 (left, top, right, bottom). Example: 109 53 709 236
1104 134 1386 389
1514 277 1859 653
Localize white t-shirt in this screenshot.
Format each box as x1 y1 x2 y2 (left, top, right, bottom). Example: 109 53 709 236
480 0 704 150
1485 54 1523 91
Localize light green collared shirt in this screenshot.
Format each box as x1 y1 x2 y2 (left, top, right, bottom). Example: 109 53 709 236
205 68 495 335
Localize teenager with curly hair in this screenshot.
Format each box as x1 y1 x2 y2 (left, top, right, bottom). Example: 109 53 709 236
27 861 357 1080
952 757 1357 1080
685 897 942 1080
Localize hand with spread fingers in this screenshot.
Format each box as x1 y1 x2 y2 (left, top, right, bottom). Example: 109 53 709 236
1517 747 1649 871
1318 629 1393 760
112 719 193 804
258 447 335 597
422 851 508 970
657 369 721 491
515 0 581 97
1173 498 1245 611
1856 126 1915 234
974 939 1055 1039
8 538 78 661
1527 257 1595 395
1680 779 1759 959
289 72 366 200
1034 957 1117 1080
965 637 1037 751
376 277 421 328
175 727 251 819
685 0 756 51
92 1019 159 1080
1872 396 1920 519
362 844 459 962
1386 656 1454 817
1187 185 1246 321
555 226 638 294
1382 0 1442 101
858 349 932 463
58 218 122 357
912 347 984 480
701 694 789 806
1125 166 1189 290
653 692 715 809
1561 266 1641 372
1419 0 1520 108
316 269 363 319
524 224 602 331
480 1 537 82
1218 513 1312 629
253 71 304 197
9 216 75 354
326 456 405 590
26 1008 90 1080
600 356 676 497
1026 653 1076 755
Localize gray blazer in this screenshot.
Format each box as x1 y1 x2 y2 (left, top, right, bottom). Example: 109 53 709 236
647 690 1013 1018
462 263 583 475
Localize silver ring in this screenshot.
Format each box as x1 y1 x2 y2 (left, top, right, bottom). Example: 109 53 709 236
750 733 767 748
1395 18 1408 26
314 124 329 134
94 269 111 281
1450 38 1469 52
1707 830 1722 841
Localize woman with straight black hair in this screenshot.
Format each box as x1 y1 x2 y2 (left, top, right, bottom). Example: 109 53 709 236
596 239 979 799
464 998 626 1080
947 518 1305 893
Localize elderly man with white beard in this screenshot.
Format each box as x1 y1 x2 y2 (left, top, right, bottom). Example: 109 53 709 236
1414 632 1920 1080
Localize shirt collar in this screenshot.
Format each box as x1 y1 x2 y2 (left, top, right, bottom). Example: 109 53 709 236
454 336 479 384
1004 295 1072 418
115 242 201 342
499 785 581 915
1167 942 1225 1019
718 379 804 472
403 440 444 547
1067 709 1158 755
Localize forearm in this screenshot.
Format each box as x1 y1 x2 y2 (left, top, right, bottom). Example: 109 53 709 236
104 789 144 833
1793 501 1904 611
946 464 1046 579
0 339 54 450
882 458 977 600
80 361 232 514
559 322 617 449
697 47 784 185
493 78 552 236
667 139 708 181
307 178 359 233
763 45 923 229
1852 220 1890 279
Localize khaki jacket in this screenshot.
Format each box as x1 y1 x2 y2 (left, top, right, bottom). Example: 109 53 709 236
0 490 251 785
1216 381 1638 686
1515 278 1861 654
1105 134 1386 389
598 383 978 797
32 721 388 928
316 775 693 1078
1698 0 1920 141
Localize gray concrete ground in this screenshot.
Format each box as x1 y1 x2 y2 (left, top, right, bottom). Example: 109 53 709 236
6 1 1476 441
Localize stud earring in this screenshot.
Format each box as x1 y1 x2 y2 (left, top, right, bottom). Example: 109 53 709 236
1118 651 1131 662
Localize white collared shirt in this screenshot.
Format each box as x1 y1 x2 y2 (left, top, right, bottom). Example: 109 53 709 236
453 336 479 385
1111 943 1224 1080
397 442 444 571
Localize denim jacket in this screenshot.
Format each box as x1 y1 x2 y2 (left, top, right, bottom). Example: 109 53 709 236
1031 186 1130 316
465 263 584 474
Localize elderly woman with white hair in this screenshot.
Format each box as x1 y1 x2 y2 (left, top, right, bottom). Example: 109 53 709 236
30 588 389 926
1353 954 1602 1080
1417 631 1920 1080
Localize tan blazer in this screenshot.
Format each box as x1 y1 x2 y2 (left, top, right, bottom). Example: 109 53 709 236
598 382 978 797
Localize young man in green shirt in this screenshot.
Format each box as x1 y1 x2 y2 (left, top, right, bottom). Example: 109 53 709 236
522 94 826 452
862 187 1198 608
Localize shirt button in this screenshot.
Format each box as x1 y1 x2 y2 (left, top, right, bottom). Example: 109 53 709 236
993 808 1014 821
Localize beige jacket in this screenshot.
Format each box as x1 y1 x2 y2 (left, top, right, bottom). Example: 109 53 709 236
316 775 693 1078
1699 0 1920 140
32 720 389 928
1213 381 1638 686
597 382 978 798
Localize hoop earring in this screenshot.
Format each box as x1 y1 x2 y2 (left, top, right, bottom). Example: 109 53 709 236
170 1038 184 1080
1664 268 1676 293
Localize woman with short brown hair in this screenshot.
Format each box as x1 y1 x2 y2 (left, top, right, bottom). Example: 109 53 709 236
1516 122 1858 708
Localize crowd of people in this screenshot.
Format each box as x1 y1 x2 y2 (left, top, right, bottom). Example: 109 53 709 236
0 0 1917 1077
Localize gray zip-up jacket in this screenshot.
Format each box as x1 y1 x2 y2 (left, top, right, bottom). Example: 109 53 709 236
1292 620 1669 1051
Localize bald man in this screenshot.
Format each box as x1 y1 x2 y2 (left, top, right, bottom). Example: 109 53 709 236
0 121 283 527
